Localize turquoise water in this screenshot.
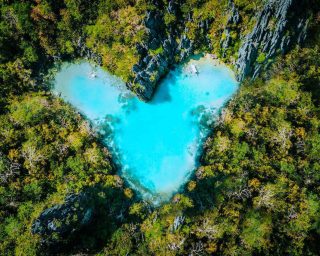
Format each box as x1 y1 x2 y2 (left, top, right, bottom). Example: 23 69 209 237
53 56 238 202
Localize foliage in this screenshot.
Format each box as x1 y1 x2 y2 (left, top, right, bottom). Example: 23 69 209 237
102 45 320 255
0 93 131 254
0 0 319 255
86 1 148 82
256 52 266 63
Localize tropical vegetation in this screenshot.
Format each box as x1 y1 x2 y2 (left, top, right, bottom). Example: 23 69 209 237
0 0 319 255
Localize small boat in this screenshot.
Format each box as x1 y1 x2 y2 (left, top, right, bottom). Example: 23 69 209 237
190 64 199 75
89 71 97 79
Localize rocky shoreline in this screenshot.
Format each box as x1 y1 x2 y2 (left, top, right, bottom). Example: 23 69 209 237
30 0 312 247
128 0 310 101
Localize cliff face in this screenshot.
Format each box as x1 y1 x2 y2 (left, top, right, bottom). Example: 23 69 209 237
32 193 95 245
127 1 195 101
220 1 241 58
235 0 310 81
128 10 179 101
128 0 311 101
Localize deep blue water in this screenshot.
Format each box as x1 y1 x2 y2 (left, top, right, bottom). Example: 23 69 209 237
53 56 238 202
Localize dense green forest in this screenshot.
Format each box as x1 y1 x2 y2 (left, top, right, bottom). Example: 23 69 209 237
1 0 320 255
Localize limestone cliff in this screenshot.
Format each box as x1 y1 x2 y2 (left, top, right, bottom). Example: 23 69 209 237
236 0 310 81
32 193 94 245
129 0 312 101
128 10 178 101
127 1 195 101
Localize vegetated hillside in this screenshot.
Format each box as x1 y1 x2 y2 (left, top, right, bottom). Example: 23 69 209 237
0 0 319 255
0 92 134 254
110 46 319 255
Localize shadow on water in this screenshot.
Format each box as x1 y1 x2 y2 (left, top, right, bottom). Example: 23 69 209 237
148 53 205 106
88 53 237 208
54 54 237 197
150 80 172 104
45 53 240 253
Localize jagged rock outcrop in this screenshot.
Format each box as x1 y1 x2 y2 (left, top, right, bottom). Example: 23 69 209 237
178 33 194 60
129 36 177 100
32 192 94 244
220 0 240 57
128 2 195 101
236 0 310 81
129 0 311 100
32 185 130 252
127 10 174 101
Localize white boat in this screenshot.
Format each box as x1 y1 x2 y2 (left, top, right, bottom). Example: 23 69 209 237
89 71 97 79
190 64 199 75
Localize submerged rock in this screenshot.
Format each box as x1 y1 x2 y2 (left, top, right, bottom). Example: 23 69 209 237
236 0 310 81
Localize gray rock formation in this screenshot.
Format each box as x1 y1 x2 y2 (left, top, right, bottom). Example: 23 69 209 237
128 4 194 101
236 0 309 81
178 32 194 61
220 0 240 56
32 185 130 251
129 0 310 100
129 35 177 101
32 192 94 243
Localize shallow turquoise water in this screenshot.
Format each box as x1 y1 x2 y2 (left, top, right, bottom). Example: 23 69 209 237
54 56 238 202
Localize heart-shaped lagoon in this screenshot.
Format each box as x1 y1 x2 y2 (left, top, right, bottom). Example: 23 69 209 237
53 55 238 202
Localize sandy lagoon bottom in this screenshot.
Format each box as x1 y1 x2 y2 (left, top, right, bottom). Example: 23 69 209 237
53 55 238 203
